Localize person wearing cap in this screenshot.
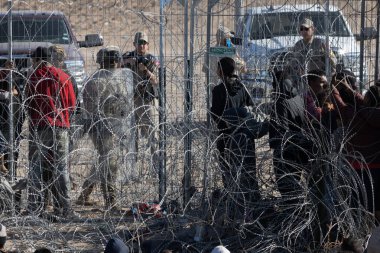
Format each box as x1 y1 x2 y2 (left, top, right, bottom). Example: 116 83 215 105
292 18 336 74
203 25 246 88
25 46 77 219
122 31 159 172
48 45 79 101
0 224 6 253
76 46 133 212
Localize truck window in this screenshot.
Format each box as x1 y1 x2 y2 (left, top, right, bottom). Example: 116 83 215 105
0 18 72 44
250 11 351 40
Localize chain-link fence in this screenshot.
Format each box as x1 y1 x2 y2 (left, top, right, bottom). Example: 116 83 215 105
0 0 379 252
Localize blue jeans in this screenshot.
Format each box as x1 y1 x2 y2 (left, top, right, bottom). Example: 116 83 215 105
28 127 72 214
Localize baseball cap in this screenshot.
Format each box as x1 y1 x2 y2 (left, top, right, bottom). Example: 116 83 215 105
31 46 51 59
49 45 66 62
0 224 6 245
211 246 230 253
300 18 314 28
134 31 149 44
216 25 234 41
104 45 122 54
96 45 122 64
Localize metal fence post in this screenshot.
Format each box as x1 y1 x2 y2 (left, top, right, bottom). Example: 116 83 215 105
182 0 192 209
375 0 380 80
159 0 167 204
7 0 15 183
359 0 366 89
7 0 16 216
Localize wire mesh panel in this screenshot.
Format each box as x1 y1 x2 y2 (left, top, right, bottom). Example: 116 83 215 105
0 0 378 252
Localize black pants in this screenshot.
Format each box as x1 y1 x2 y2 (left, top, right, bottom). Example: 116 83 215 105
217 132 260 219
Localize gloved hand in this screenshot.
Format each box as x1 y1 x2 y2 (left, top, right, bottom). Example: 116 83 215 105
82 118 93 133
0 91 10 100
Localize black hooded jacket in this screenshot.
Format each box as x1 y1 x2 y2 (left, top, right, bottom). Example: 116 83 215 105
210 75 253 133
269 75 308 150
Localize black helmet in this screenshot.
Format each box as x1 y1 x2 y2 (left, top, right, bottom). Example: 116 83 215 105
96 46 122 64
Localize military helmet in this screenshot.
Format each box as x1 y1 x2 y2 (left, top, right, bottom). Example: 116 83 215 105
96 46 122 64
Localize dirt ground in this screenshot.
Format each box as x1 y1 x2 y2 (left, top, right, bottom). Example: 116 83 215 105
0 0 377 252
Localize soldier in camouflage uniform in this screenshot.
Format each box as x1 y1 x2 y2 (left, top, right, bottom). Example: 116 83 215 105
203 25 247 87
292 18 337 74
123 31 159 173
76 46 134 211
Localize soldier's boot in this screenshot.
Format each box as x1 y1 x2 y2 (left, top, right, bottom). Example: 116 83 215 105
103 185 123 214
103 187 116 208
75 181 96 206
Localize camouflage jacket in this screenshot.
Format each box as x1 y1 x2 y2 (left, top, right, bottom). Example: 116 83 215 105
82 68 134 135
122 51 159 102
292 37 337 73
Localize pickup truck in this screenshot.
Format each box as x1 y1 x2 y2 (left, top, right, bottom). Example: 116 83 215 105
0 10 103 91
237 4 376 107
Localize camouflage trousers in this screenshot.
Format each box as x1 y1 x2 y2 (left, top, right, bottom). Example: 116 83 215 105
79 130 118 208
28 127 72 214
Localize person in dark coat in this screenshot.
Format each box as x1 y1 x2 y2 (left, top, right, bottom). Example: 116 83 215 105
210 57 267 218
269 69 312 200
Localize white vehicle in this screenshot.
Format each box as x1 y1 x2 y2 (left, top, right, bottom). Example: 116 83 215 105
237 4 376 105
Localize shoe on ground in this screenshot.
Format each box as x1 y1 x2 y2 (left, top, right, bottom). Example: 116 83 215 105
61 208 81 220
38 212 60 222
103 206 127 217
75 198 98 206
50 208 81 221
12 178 27 191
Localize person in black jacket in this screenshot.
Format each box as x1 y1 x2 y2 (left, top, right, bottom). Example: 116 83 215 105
211 57 267 218
210 57 253 133
269 69 312 201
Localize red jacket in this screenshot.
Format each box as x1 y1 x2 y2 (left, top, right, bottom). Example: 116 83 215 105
26 64 76 128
